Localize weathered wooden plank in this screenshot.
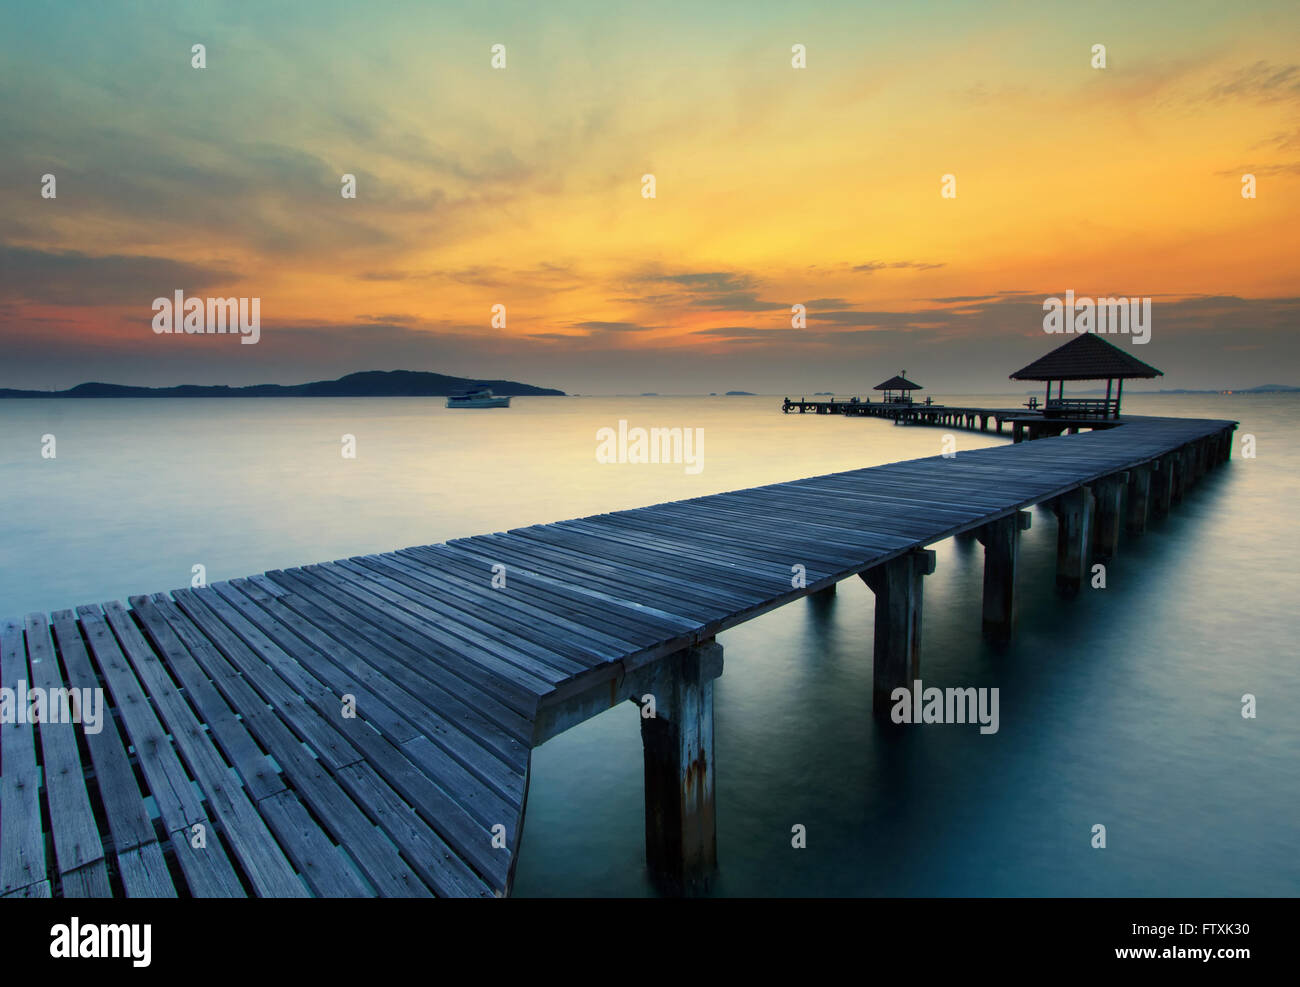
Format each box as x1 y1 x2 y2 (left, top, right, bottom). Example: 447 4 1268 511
145 595 435 897
536 520 791 598
343 556 611 671
254 789 371 897
407 543 695 640
216 579 524 815
442 535 709 631
48 611 163 887
2 879 52 898
75 604 209 834
334 762 498 898
170 588 363 771
329 558 591 680
209 580 421 747
101 600 302 898
256 570 532 759
1 617 49 895
131 595 286 802
116 843 177 898
292 564 550 711
83 602 245 897
504 526 770 610
368 551 652 656
22 613 107 889
59 862 113 898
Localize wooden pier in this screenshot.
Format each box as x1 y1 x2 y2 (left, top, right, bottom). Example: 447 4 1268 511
1 411 1237 899
780 395 1123 442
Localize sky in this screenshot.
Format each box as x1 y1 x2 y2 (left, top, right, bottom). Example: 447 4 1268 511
1 0 1298 394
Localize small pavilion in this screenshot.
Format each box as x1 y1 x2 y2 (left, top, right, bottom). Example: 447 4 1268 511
1009 334 1162 420
873 371 923 405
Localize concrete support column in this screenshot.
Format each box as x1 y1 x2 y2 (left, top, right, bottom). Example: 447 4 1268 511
1126 467 1152 534
1091 473 1128 559
861 549 936 715
640 641 723 896
976 511 1031 643
1052 486 1095 594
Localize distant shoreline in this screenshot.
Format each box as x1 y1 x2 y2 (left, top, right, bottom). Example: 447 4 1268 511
0 369 566 399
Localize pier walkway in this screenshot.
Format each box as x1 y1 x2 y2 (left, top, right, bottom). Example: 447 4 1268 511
1 412 1236 898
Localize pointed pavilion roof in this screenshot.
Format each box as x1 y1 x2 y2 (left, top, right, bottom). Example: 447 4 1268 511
1009 333 1163 381
873 373 922 391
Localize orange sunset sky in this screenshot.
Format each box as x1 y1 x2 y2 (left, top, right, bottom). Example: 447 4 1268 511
1 0 1298 393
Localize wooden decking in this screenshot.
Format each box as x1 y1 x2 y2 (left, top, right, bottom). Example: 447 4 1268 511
1 412 1236 898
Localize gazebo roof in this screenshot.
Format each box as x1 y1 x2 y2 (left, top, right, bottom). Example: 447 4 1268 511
874 374 921 391
1009 333 1163 382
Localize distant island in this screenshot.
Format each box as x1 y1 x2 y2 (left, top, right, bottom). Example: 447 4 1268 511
0 369 566 399
724 390 756 396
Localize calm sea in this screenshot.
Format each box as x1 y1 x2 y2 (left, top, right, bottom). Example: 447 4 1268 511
2 393 1296 896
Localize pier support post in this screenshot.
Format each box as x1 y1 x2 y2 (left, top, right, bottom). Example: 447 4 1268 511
1091 473 1127 560
861 549 936 715
1172 448 1191 502
1126 467 1152 534
976 511 1031 643
1151 458 1172 516
640 641 723 896
1052 486 1095 595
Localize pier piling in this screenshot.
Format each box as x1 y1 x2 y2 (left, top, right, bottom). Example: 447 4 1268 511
977 511 1031 643
1052 486 1095 594
1091 473 1128 559
862 549 936 714
1126 467 1152 534
1151 457 1173 516
640 641 723 896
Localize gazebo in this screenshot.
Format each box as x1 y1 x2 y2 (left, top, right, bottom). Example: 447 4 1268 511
1009 334 1161 420
873 371 922 405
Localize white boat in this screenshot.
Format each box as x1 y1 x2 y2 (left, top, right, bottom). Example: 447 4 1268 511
445 386 511 409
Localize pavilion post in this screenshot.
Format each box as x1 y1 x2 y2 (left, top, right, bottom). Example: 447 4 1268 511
1115 378 1124 418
